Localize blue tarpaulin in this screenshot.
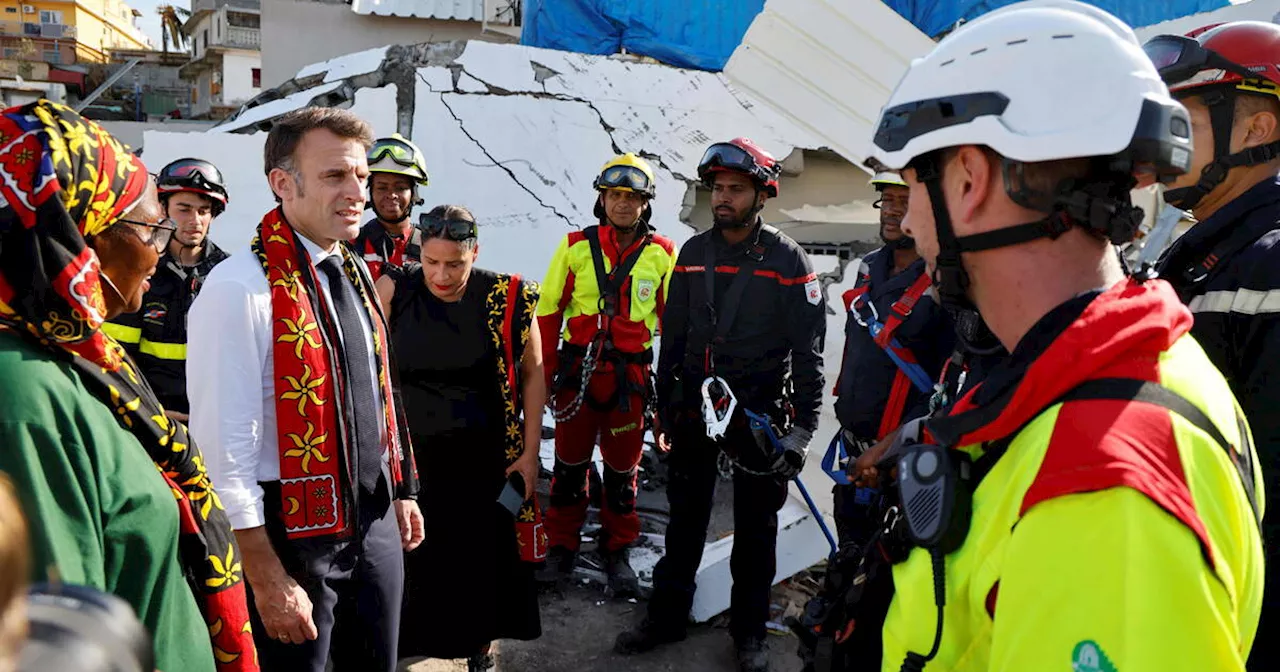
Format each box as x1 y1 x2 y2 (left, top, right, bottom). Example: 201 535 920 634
521 0 766 71
884 0 1231 37
521 0 1233 72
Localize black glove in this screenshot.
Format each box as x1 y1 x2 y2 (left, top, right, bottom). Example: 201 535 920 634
772 426 813 480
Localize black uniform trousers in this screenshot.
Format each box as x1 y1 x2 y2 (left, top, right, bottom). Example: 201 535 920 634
647 417 789 643
249 472 403 672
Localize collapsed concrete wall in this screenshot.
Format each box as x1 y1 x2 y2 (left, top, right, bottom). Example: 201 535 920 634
140 39 854 620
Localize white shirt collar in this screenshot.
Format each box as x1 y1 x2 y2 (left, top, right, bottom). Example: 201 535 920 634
295 230 341 267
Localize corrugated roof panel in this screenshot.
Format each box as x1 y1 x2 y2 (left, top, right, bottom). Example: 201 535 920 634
349 0 484 21
723 0 933 171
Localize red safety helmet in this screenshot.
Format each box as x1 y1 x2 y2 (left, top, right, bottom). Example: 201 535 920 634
696 137 781 197
1147 21 1280 99
1143 21 1280 209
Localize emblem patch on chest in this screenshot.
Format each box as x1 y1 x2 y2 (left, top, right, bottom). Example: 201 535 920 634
143 302 167 324
804 279 822 306
1071 640 1116 672
635 278 656 303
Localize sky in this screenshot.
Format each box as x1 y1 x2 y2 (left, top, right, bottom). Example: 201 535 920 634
129 0 178 50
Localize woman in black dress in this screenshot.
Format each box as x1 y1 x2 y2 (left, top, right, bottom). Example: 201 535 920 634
375 205 545 671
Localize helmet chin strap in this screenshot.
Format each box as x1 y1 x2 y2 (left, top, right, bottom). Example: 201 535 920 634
1165 89 1280 210
882 229 915 250
913 150 1143 347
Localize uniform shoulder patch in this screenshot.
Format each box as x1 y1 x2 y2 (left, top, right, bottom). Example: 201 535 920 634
804 278 822 306
1072 640 1117 672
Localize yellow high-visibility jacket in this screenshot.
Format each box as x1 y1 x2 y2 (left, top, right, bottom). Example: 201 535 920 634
883 278 1265 671
536 224 676 376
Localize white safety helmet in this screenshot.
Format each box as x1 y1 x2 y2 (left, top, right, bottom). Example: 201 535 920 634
870 171 908 190
865 0 1193 314
869 0 1191 179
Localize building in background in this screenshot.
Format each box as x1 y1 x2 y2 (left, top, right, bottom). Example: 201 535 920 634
0 0 151 65
179 0 260 119
260 0 520 89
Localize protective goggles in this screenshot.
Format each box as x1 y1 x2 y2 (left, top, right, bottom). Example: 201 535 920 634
158 159 224 189
417 213 477 241
700 375 738 441
699 143 762 177
1143 34 1258 87
370 140 421 168
597 165 653 194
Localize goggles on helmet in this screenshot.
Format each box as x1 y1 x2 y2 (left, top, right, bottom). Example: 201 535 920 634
698 143 773 182
370 140 422 169
158 159 224 190
701 376 738 441
417 213 477 241
597 165 653 194
1143 34 1258 88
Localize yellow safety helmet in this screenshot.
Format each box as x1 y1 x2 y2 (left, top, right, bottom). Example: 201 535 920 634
593 153 656 198
870 170 908 190
368 133 429 185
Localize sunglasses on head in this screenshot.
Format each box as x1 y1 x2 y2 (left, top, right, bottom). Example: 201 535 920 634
417 214 477 241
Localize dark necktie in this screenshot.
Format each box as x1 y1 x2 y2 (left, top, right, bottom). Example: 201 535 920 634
317 255 383 494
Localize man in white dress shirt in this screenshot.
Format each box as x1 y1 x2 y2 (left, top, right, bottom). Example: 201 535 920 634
188 106 424 672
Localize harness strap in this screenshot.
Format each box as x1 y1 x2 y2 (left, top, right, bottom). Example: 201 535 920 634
702 224 775 373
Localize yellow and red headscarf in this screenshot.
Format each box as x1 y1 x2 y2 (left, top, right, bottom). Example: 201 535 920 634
0 100 257 671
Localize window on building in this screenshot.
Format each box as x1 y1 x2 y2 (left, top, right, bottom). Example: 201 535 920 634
4 8 16 14
202 30 208 50
38 10 62 24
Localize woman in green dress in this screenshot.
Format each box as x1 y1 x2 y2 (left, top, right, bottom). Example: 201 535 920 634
0 101 256 672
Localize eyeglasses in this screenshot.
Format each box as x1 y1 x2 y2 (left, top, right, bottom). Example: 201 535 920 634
417 214 477 241
116 217 178 253
1143 34 1258 87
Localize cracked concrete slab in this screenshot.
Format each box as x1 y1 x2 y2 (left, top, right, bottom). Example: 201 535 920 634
139 39 849 625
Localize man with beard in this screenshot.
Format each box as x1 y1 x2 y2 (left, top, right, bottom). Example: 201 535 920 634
350 134 429 281
537 153 677 596
102 157 230 421
614 137 825 672
806 170 955 670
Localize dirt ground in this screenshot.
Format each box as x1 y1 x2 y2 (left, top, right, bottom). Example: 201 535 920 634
399 581 807 672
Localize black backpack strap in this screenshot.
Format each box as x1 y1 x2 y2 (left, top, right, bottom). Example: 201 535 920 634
965 378 1260 527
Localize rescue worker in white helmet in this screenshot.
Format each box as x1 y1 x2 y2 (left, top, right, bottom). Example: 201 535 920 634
349 133 429 281
863 1 1263 669
796 168 955 670
536 153 677 596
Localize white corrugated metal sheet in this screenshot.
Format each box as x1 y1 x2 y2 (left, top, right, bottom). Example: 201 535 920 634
349 0 484 21
724 0 934 172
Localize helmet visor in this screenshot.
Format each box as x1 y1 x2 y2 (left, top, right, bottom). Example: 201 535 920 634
597 165 653 193
1143 34 1257 87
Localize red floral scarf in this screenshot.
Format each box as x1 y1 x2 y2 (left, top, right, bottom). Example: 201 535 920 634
0 102 257 668
251 208 417 539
